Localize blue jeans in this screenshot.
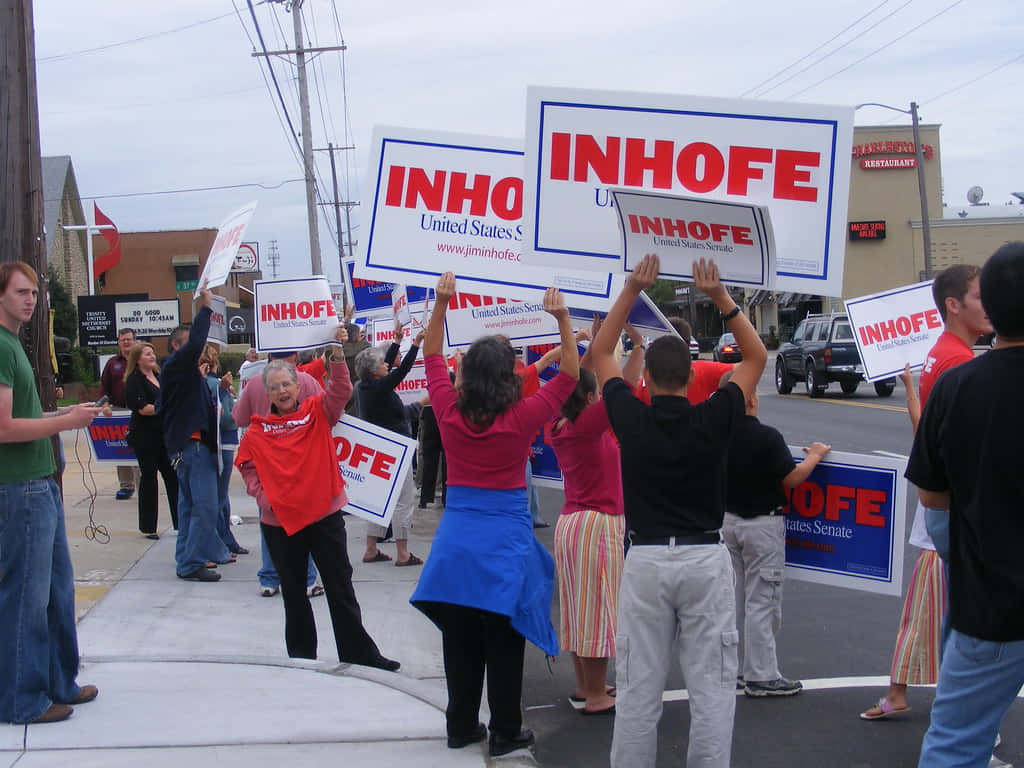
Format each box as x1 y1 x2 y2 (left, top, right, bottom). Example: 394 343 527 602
258 519 316 589
525 459 544 525
175 441 229 576
918 629 1024 768
0 477 84 723
215 449 242 553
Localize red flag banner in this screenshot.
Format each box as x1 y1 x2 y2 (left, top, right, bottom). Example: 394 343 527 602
93 203 121 276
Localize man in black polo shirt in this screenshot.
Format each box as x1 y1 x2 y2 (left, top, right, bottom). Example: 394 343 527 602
590 254 766 768
720 370 830 698
907 241 1024 768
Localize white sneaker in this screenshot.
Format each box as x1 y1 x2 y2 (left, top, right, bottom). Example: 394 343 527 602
259 586 279 597
988 755 1011 768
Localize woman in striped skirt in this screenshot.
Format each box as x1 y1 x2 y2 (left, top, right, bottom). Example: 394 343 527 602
549 368 624 716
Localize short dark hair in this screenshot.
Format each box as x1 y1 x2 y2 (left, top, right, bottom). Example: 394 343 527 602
932 264 981 321
117 328 136 339
645 335 691 390
168 326 189 351
980 241 1024 339
0 261 38 292
561 368 597 422
666 315 692 340
457 336 521 427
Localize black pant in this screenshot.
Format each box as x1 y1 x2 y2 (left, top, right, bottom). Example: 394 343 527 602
418 406 446 506
261 512 384 665
422 601 525 740
129 428 178 533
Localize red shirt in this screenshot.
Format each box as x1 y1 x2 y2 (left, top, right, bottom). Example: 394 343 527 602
297 356 328 387
514 359 540 397
920 331 974 406
426 354 576 489
636 360 734 405
548 401 623 517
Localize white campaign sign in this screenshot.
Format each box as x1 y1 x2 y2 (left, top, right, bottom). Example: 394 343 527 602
254 277 340 353
611 189 776 288
333 415 417 528
356 126 622 311
392 284 412 325
523 87 853 297
845 280 942 382
208 295 228 347
195 201 258 297
114 300 180 337
443 296 559 348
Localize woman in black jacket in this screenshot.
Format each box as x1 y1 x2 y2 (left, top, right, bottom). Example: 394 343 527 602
124 343 179 537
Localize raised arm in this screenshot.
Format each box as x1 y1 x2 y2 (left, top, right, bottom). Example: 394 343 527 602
783 442 832 488
590 254 659 389
621 322 646 388
544 287 578 381
899 364 921 433
323 324 353 423
693 258 765 401
425 272 455 358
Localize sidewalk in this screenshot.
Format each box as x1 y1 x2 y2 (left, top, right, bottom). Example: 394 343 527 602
1 432 533 767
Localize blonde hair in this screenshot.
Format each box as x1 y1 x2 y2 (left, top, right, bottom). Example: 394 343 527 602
199 343 221 373
123 342 157 381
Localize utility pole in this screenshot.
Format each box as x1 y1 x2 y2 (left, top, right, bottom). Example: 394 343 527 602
314 142 358 308
910 102 932 278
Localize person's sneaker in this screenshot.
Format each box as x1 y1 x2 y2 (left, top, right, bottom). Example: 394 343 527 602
736 675 746 691
744 677 803 697
489 728 535 757
259 586 280 597
72 685 98 704
178 567 221 582
115 488 133 500
30 703 73 723
448 722 487 749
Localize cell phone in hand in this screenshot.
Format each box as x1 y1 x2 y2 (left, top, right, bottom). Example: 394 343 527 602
94 395 110 407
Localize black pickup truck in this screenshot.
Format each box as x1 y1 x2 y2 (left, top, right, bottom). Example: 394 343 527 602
775 313 896 398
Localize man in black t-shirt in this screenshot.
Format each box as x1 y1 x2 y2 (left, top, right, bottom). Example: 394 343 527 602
590 254 767 768
907 241 1024 768
720 371 830 698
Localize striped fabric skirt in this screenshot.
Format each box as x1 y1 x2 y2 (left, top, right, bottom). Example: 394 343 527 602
890 548 947 685
554 510 625 659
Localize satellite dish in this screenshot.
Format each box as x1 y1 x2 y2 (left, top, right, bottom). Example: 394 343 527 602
967 186 984 205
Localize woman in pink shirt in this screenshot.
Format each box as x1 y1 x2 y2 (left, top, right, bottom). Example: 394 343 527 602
411 273 579 758
549 367 624 716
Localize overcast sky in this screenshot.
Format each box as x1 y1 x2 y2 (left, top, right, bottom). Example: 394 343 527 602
33 0 1023 285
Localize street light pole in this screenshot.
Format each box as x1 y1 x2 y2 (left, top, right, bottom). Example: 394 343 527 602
855 101 933 278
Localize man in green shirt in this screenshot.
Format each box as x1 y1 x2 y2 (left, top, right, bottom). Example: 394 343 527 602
0 262 100 724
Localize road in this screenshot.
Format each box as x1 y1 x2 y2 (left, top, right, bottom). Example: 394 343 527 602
521 367 1022 768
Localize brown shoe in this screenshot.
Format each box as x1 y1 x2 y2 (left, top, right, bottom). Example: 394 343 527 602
31 703 73 723
72 685 98 705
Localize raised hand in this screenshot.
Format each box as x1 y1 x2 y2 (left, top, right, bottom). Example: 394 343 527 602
627 253 660 292
693 258 727 301
543 286 569 320
435 272 456 303
333 323 349 345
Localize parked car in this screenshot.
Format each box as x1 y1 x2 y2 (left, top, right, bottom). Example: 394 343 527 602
688 335 699 360
712 332 742 363
775 313 896 398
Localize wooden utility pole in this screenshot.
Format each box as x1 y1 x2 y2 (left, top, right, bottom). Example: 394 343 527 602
1 0 57 413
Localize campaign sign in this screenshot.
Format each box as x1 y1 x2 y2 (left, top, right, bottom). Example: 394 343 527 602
333 415 416 528
844 280 941 382
77 293 146 347
357 126 621 310
444 296 560 348
783 449 906 596
525 342 589 489
254 277 340 353
568 290 676 340
195 201 258 297
86 413 136 465
392 284 412 325
611 189 776 288
343 261 431 317
523 87 854 297
208 295 228 347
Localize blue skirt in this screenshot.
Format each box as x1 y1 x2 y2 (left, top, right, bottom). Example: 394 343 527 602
410 485 558 656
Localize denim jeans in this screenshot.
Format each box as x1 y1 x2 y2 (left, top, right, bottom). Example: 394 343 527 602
258 520 316 589
525 459 544 525
174 441 229 576
918 629 1024 768
0 477 84 723
215 449 242 553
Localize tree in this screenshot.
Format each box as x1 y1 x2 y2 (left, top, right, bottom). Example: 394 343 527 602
645 278 681 314
48 275 77 340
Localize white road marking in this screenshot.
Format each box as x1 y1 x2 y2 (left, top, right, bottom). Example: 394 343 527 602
525 703 558 711
661 676 1024 702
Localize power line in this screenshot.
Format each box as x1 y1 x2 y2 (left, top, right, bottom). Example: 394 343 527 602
742 0 891 97
37 8 251 63
787 0 967 99
923 51 1024 106
66 178 303 202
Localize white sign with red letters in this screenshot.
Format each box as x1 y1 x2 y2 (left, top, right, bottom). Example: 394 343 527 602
356 126 622 311
844 280 942 382
195 201 258 297
392 283 412 325
254 276 340 353
523 87 853 297
611 189 776 288
207 295 228 347
333 415 417 527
